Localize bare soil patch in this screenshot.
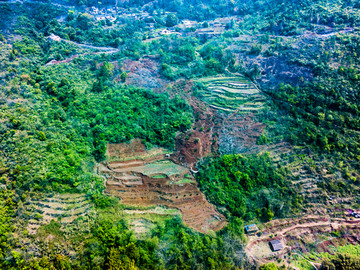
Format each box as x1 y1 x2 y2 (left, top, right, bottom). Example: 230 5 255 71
101 139 227 233
120 57 169 92
246 213 360 265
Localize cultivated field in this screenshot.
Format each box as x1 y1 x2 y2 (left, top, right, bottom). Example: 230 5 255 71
100 140 227 233
196 76 265 114
24 194 91 234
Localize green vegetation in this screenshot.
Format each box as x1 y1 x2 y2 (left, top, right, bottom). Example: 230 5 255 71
133 160 189 177
9 199 249 269
194 76 265 113
265 34 360 194
197 153 300 221
320 253 360 270
260 263 280 270
1 0 360 268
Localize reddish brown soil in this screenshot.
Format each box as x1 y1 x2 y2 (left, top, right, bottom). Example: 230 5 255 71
139 79 218 168
169 80 267 165
100 141 227 233
107 139 149 160
119 57 169 91
113 59 267 167
174 99 218 168
246 214 360 265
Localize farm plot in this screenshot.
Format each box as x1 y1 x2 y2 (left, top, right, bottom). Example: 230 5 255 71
288 158 360 215
107 139 171 162
25 194 91 234
121 206 181 238
101 140 227 234
130 160 189 177
196 76 265 114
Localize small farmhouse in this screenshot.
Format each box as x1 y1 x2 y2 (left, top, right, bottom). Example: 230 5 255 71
244 224 259 234
269 239 283 252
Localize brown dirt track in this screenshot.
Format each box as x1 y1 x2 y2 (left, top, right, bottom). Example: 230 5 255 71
245 214 360 266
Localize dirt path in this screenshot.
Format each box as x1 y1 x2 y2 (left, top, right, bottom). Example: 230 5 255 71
48 34 119 52
245 215 360 265
300 28 354 40
45 34 119 66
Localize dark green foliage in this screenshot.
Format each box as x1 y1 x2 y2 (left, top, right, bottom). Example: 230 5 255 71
120 71 128 82
260 263 280 270
76 13 94 30
320 253 360 270
92 78 106 93
257 134 269 145
205 58 223 74
41 220 63 236
80 216 161 269
165 14 178 27
151 216 247 269
249 44 262 55
0 190 17 269
91 194 118 208
197 154 299 220
150 36 234 79
69 87 192 160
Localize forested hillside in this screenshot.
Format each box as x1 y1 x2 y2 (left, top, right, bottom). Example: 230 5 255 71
0 0 360 269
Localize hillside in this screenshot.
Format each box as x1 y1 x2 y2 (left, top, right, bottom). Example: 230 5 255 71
0 0 360 269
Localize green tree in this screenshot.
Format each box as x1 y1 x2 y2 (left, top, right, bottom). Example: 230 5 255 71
260 263 279 270
76 13 93 30
9 52 15 61
106 248 137 270
165 14 178 27
120 72 128 83
205 58 223 74
99 62 114 79
320 253 360 270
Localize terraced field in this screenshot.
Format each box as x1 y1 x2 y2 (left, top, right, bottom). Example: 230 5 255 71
287 158 360 215
192 76 269 154
196 76 265 114
100 140 227 233
122 206 181 238
25 194 92 234
107 140 171 162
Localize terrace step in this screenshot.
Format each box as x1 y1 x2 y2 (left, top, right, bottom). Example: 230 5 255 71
109 160 144 169
114 175 142 181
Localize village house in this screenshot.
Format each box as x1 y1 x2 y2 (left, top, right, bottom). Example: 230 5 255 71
269 240 283 252
244 224 259 234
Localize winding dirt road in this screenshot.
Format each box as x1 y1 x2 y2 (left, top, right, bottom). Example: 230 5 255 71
246 214 360 266
45 34 119 66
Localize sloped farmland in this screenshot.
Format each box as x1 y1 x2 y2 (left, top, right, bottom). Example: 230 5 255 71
99 140 227 233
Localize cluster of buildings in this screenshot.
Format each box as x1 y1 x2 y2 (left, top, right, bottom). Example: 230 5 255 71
88 6 118 22
88 6 154 22
244 224 284 252
86 6 241 39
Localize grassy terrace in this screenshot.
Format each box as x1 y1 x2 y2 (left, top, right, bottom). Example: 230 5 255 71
134 160 189 177
196 76 265 114
25 194 92 234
